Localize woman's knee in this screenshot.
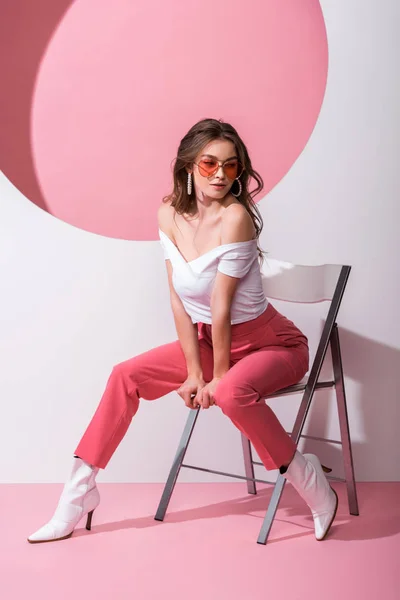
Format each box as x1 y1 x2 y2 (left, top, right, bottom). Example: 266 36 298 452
109 361 129 382
106 360 141 412
213 378 257 415
108 358 140 394
111 355 141 379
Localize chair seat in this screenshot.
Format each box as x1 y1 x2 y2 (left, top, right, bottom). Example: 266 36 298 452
263 377 334 399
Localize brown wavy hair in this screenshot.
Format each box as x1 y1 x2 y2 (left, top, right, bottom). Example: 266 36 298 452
162 118 267 263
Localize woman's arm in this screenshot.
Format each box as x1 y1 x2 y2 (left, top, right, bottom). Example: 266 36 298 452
166 260 203 377
210 204 256 378
209 304 231 379
158 201 203 378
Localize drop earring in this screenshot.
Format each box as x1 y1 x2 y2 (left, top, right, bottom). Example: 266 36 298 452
187 172 192 195
231 177 242 197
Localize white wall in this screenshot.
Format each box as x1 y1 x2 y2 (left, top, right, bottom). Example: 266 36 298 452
0 0 399 483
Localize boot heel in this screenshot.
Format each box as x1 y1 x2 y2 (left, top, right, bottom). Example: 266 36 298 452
321 464 332 474
86 510 94 531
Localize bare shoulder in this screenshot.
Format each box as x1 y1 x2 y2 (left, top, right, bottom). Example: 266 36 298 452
157 199 175 237
221 202 256 244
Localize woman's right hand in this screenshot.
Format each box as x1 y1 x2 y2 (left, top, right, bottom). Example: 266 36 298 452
176 375 206 409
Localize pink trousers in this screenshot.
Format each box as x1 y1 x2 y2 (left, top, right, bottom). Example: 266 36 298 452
75 302 309 471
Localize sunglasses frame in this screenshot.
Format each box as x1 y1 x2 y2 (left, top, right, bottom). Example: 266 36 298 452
192 158 245 180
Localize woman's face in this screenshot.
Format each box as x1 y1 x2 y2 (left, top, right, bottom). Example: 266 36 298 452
189 139 241 200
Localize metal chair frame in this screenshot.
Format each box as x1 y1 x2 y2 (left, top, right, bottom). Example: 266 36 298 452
154 263 359 544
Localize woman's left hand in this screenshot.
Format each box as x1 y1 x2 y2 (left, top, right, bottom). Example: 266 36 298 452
195 377 222 409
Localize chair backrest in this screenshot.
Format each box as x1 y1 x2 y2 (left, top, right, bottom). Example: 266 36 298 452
260 257 351 353
260 258 345 303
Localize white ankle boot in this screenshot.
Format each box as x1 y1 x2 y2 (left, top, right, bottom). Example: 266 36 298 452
283 450 338 540
27 457 100 544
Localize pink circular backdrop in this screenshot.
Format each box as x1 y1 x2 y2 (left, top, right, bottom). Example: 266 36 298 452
2 0 328 240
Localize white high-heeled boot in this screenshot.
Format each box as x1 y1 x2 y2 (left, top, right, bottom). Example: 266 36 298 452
282 450 338 541
27 457 100 544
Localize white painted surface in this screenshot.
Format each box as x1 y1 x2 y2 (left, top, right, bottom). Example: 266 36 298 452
0 1 398 482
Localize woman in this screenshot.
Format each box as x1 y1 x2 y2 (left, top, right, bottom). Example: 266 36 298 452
27 118 338 544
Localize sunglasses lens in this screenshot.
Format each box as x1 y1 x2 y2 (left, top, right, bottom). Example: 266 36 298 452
223 162 242 179
198 160 218 176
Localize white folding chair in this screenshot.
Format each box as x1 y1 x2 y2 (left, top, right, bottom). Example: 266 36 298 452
154 259 359 544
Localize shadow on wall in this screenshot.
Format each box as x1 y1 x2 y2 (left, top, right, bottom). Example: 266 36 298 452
0 0 74 212
301 324 400 482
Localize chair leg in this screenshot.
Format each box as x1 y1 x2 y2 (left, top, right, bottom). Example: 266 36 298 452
154 407 200 522
257 358 321 543
241 434 257 495
257 475 286 544
330 325 359 516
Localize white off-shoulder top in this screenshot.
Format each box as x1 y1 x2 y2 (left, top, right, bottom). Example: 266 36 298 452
159 228 268 325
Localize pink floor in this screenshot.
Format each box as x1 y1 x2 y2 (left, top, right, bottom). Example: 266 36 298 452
1 482 399 600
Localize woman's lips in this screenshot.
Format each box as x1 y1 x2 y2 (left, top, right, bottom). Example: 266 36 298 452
211 184 226 188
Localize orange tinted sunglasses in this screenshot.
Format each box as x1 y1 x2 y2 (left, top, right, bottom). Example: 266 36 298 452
193 157 244 180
